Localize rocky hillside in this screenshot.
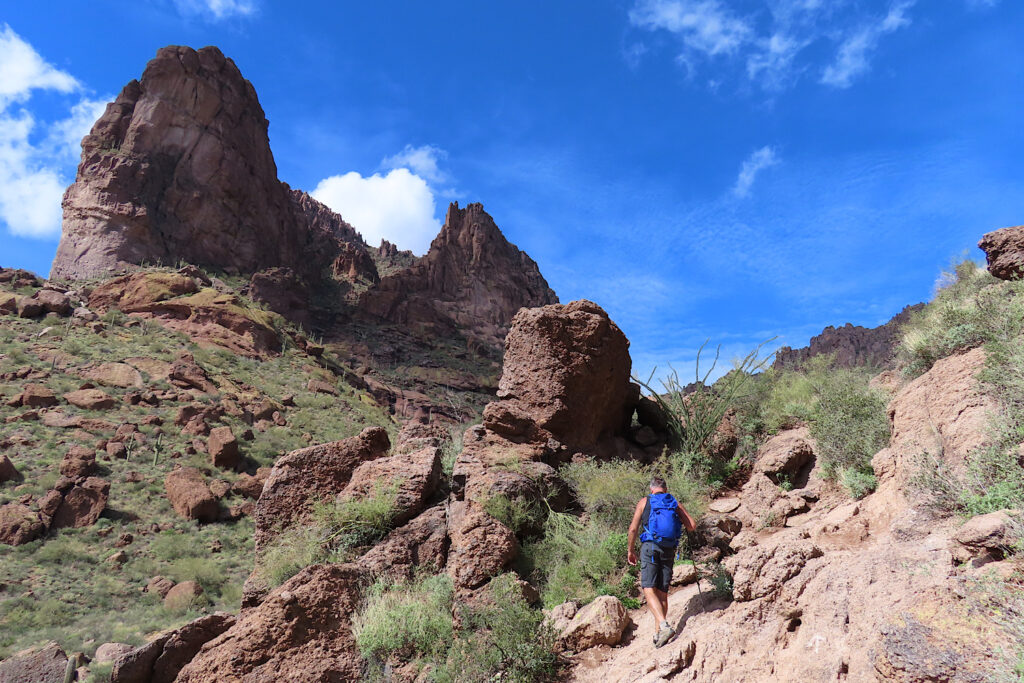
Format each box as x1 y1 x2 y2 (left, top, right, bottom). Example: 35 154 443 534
2 41 1023 683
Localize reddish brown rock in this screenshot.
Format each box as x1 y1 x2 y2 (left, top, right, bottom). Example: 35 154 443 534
31 289 72 316
206 426 239 470
163 580 203 610
753 427 816 483
254 426 390 550
81 362 144 388
358 505 449 579
0 267 41 288
339 446 441 525
332 241 379 283
557 596 630 651
165 467 219 522
15 296 44 318
726 541 824 601
145 575 176 599
979 225 1024 280
0 503 45 546
63 388 116 410
358 202 558 345
248 267 314 328
231 467 270 499
168 353 216 393
0 453 21 483
51 477 110 529
176 564 365 682
306 378 338 395
110 612 235 683
484 299 634 452
16 384 58 408
95 642 134 664
446 501 519 590
774 304 924 370
59 445 97 478
0 641 69 682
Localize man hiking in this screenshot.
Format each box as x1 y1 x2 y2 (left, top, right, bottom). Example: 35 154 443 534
627 476 697 648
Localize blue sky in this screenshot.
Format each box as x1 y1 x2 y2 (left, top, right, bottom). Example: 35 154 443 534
1 0 1023 381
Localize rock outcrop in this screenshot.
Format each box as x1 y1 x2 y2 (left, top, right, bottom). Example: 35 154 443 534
774 304 924 370
979 225 1024 280
110 613 235 683
52 46 352 283
358 202 558 345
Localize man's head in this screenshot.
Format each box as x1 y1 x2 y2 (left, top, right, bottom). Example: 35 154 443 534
649 476 667 493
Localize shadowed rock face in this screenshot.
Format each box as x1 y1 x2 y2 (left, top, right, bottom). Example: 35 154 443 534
979 225 1024 280
357 202 559 345
773 303 924 370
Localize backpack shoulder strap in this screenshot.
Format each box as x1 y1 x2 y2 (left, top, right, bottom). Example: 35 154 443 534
641 496 650 529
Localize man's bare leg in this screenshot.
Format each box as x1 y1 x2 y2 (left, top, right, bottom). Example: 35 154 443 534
658 589 668 623
643 587 667 627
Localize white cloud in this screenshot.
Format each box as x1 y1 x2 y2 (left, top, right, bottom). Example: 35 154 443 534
312 168 440 256
0 25 78 105
172 0 257 20
733 146 779 197
821 2 915 88
381 144 448 184
0 25 108 239
630 0 917 92
630 0 752 57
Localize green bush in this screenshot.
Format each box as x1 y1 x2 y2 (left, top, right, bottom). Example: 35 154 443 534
482 494 545 537
434 574 558 683
840 468 877 500
810 372 890 480
897 261 1024 376
353 573 453 665
257 484 400 588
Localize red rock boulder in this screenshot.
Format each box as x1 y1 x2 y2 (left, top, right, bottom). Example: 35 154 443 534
484 299 635 452
110 612 235 683
176 564 365 682
165 468 219 522
0 503 46 546
339 446 441 526
207 426 239 470
0 641 69 682
979 225 1024 280
51 477 110 529
254 426 390 550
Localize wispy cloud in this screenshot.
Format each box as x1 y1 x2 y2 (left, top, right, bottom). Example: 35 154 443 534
0 25 109 239
821 2 915 88
629 0 918 92
171 0 257 21
733 146 779 197
381 144 449 184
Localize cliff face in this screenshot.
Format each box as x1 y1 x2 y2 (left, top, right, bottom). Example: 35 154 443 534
51 45 555 347
357 202 559 345
773 303 924 370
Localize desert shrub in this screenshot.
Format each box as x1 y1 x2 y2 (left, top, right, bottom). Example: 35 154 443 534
258 484 399 587
561 459 651 528
705 561 734 600
810 371 890 480
354 573 453 666
840 468 878 500
169 557 226 595
151 531 203 561
898 261 1024 376
434 574 558 683
482 493 545 537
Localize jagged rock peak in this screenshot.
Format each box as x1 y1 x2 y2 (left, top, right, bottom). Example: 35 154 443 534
51 45 349 281
357 201 558 344
773 303 924 370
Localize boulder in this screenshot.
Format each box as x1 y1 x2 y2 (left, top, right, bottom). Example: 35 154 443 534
16 296 44 318
339 446 441 525
176 564 365 682
446 501 519 590
81 362 144 388
51 477 110 529
168 353 217 393
306 378 338 395
231 467 270 499
254 426 390 550
979 225 1024 280
753 427 816 484
145 575 176 599
32 289 72 316
483 300 634 452
59 445 97 478
94 642 134 664
0 453 22 483
951 510 1018 563
165 468 219 522
163 580 203 610
63 389 117 410
17 384 58 408
0 503 45 546
671 562 699 587
0 641 69 682
206 426 239 470
545 601 578 633
110 612 235 683
557 596 630 651
359 505 449 579
726 541 823 601
694 513 743 552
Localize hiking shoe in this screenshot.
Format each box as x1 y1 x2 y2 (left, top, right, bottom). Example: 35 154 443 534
655 624 675 648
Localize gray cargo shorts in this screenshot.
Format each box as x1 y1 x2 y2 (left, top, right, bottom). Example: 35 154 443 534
640 541 675 592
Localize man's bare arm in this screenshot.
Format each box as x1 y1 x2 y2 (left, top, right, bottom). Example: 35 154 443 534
626 498 645 565
677 502 697 532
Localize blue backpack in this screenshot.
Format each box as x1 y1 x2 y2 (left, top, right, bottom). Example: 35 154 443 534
640 493 682 547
